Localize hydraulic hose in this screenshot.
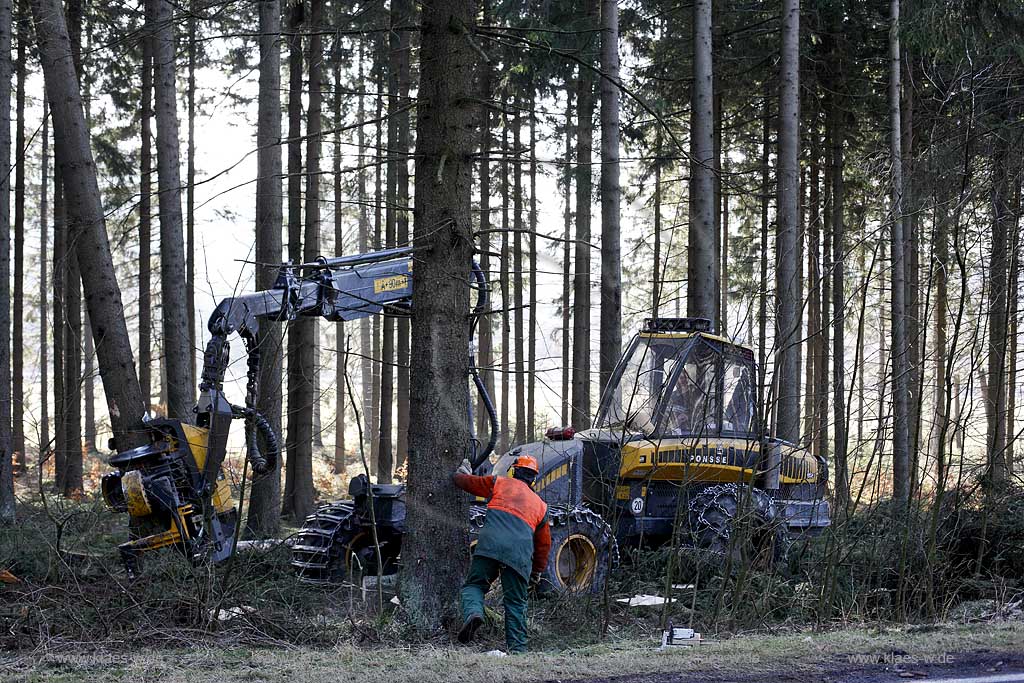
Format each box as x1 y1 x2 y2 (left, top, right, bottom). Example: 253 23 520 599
231 405 279 476
469 262 499 469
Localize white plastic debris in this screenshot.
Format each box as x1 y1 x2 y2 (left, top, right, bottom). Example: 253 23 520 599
211 605 256 622
484 650 508 657
617 594 675 607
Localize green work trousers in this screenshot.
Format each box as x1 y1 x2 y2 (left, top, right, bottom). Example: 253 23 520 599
460 554 529 653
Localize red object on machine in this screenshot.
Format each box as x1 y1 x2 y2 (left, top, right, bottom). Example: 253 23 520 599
545 426 576 441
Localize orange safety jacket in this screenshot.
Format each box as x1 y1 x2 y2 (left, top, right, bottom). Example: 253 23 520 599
454 473 552 580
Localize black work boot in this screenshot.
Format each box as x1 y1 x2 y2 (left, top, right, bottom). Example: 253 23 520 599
457 613 484 644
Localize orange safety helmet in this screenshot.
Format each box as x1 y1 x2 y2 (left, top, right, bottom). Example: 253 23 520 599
512 455 540 474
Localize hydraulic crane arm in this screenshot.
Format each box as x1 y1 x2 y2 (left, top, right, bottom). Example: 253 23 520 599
193 246 496 493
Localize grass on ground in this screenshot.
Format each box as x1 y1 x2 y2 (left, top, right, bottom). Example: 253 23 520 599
2 621 1022 683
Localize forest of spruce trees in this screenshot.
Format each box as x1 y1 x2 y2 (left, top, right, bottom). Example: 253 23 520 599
0 0 1022 653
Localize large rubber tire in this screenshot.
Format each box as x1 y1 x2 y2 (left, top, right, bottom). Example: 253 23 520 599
687 484 785 567
541 506 620 595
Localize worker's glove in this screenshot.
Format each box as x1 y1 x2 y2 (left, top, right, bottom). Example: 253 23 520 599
455 458 473 476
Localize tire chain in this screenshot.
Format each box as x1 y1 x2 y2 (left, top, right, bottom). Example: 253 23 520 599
549 505 622 569
688 483 777 550
290 501 357 584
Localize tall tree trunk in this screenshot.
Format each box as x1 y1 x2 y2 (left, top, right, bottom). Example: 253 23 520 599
1007 203 1019 471
52 172 64 490
599 0 621 399
902 50 921 488
561 89 573 426
370 41 384 474
31 0 147 451
401 0 477 631
0 0 12 521
805 142 820 450
283 1 304 515
12 5 25 473
245 0 283 539
291 0 323 517
931 165 950 476
572 51 595 429
394 0 411 469
987 143 1011 486
500 118 511 450
153 0 191 422
476 11 494 440
774 0 802 443
83 311 95 453
60 0 82 496
512 103 525 443
356 39 373 465
62 196 82 496
652 128 661 318
688 0 715 321
334 68 347 471
186 3 197 395
758 84 770 428
379 0 402 482
527 92 538 439
139 20 153 408
888 0 911 506
39 98 49 469
830 86 848 512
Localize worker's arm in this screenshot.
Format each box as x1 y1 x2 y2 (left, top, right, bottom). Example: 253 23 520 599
453 473 496 498
531 517 552 576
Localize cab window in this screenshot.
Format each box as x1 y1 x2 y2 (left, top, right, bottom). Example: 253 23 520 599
722 356 755 436
661 340 720 437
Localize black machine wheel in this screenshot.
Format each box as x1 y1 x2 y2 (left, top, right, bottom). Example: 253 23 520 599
542 506 620 595
291 501 402 584
687 483 785 566
291 502 360 584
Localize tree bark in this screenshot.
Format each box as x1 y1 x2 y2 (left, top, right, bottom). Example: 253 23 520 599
370 41 384 474
401 0 478 632
52 172 64 490
153 0 192 423
282 0 303 516
477 10 495 439
12 5 25 472
499 118 510 450
688 0 715 321
888 0 911 507
987 143 1011 486
774 0 802 444
572 49 595 429
357 39 373 466
333 59 345 476
30 0 147 451
829 84 848 511
39 98 49 469
245 0 283 539
186 3 197 396
561 89 573 427
599 0 621 399
0 0 12 521
527 91 538 439
394 0 411 469
139 18 153 408
512 103 525 443
291 0 323 517
758 84 770 429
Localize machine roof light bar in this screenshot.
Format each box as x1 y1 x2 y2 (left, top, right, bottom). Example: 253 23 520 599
641 317 713 334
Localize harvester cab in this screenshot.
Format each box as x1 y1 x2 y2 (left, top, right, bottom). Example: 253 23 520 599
478 317 831 592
